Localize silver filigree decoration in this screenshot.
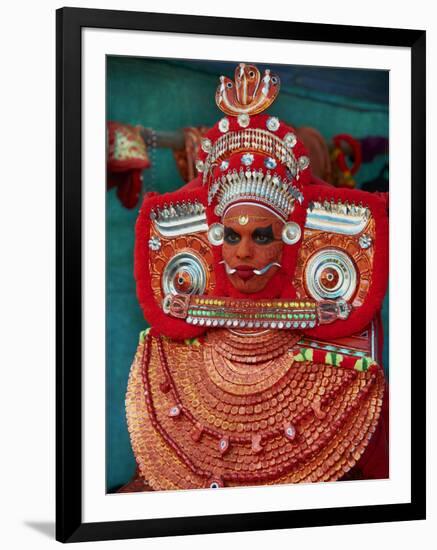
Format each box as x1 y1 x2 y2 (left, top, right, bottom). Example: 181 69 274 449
306 200 370 235
200 129 298 184
151 200 207 237
212 168 303 219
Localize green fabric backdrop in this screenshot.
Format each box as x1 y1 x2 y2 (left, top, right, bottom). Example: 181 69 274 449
106 57 389 492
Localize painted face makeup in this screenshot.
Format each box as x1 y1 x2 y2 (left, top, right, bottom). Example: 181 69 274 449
222 203 284 293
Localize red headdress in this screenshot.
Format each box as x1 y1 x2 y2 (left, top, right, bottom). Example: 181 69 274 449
134 63 388 342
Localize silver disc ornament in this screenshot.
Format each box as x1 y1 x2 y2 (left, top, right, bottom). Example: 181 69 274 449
207 223 224 246
162 252 207 296
281 221 302 245
305 249 357 301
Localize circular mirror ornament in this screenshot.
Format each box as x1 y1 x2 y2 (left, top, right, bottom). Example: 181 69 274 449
305 249 357 301
207 222 224 246
282 221 302 245
162 252 207 296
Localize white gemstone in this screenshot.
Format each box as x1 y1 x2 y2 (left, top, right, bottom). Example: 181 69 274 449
298 155 310 170
241 153 254 166
285 424 296 439
148 236 161 251
237 113 250 128
359 234 372 249
264 157 277 169
218 118 230 133
201 138 212 153
266 117 280 131
196 159 204 172
284 132 297 148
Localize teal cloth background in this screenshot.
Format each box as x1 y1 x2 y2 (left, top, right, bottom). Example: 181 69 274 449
106 57 389 492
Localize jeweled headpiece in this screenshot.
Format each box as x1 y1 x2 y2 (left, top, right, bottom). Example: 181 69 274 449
133 62 389 341
194 63 311 221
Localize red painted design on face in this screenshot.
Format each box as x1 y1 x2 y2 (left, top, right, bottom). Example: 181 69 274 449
222 204 284 294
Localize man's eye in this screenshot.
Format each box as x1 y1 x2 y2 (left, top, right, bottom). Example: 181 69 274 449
224 228 241 244
253 234 273 244
252 226 274 244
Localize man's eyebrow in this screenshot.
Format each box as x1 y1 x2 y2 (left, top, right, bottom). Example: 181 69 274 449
224 227 240 234
252 225 274 237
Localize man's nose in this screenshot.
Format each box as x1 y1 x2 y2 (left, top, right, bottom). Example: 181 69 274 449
236 236 254 260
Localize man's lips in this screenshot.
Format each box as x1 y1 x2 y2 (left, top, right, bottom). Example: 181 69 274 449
221 261 282 280
234 265 255 281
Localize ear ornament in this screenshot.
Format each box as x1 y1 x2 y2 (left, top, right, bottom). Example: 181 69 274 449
282 221 301 245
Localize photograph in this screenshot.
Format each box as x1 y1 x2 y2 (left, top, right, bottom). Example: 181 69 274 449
1 1 433 548
106 57 390 493
56 8 426 542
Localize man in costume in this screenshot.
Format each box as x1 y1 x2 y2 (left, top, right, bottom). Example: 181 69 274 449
123 64 388 491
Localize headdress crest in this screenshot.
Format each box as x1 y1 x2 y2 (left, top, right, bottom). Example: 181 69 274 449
215 63 280 115
195 63 311 221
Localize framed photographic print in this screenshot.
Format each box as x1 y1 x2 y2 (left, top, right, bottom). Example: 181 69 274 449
56 7 426 543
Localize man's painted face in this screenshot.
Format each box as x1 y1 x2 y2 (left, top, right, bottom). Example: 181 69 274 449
222 203 284 294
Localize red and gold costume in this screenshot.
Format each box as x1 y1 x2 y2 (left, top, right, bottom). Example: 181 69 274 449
124 64 389 492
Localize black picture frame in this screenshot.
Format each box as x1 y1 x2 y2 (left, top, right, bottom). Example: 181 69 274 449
56 6 426 543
